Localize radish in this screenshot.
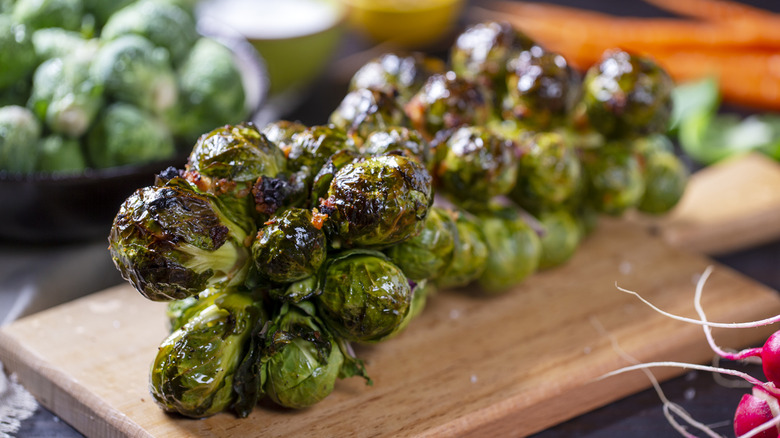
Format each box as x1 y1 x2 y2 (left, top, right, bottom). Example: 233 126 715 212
602 266 780 438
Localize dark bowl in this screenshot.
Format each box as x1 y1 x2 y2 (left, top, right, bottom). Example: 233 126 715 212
0 31 268 244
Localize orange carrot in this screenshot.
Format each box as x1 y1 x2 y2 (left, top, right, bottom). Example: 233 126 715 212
641 0 779 23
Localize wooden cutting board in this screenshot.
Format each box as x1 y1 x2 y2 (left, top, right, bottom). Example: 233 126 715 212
2 218 780 437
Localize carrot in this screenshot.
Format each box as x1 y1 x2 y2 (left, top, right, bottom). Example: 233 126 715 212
641 0 779 23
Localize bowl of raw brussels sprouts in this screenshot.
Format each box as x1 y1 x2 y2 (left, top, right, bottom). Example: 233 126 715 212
0 0 268 242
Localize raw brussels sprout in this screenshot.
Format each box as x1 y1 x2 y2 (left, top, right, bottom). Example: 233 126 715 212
536 208 581 270
477 206 541 293
150 289 266 418
12 0 84 31
437 210 489 289
90 34 178 115
320 154 433 248
361 126 432 172
28 51 104 138
31 27 97 62
582 49 674 139
581 142 646 215
101 0 198 65
502 46 581 131
263 301 367 409
36 135 86 173
385 206 457 282
86 102 175 168
509 131 582 214
450 20 534 89
434 126 518 208
252 208 327 284
316 250 412 343
108 177 254 301
82 0 135 29
0 16 36 89
634 135 689 214
0 105 42 173
405 72 493 140
167 37 247 143
0 79 31 107
329 88 410 142
348 52 445 103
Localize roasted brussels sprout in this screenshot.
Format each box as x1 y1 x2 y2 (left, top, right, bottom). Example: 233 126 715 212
165 286 227 332
167 37 247 143
252 208 327 284
536 208 581 270
100 0 199 65
348 52 445 103
86 102 175 168
90 34 178 115
284 125 357 178
36 135 86 173
150 289 266 418
502 46 581 131
28 51 104 138
581 142 646 215
405 72 493 140
261 120 306 150
108 177 254 301
329 88 410 142
0 105 42 173
581 142 645 216
12 0 84 31
320 154 433 248
582 50 674 139
385 206 457 282
634 135 689 214
361 126 432 171
316 250 412 343
0 16 36 89
450 20 534 90
309 148 360 209
509 131 582 213
437 210 489 289
434 126 518 208
263 301 366 409
477 206 541 293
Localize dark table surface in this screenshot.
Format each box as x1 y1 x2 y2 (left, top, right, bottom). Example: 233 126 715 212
7 0 780 437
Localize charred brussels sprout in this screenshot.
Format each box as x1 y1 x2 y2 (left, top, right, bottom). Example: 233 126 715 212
450 20 534 90
477 206 541 293
349 52 445 103
108 177 254 301
100 0 199 65
509 131 582 213
581 143 646 215
582 50 674 139
86 102 175 168
537 208 581 270
90 34 178 115
0 17 36 89
434 126 518 208
361 126 432 171
634 135 688 214
320 154 432 248
0 105 42 173
437 210 489 289
329 88 410 142
263 301 367 409
502 46 581 131
405 72 493 140
185 122 286 218
316 250 412 343
252 208 327 284
150 290 266 418
385 206 457 281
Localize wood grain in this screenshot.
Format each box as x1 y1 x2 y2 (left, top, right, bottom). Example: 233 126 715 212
633 152 780 255
2 219 779 437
